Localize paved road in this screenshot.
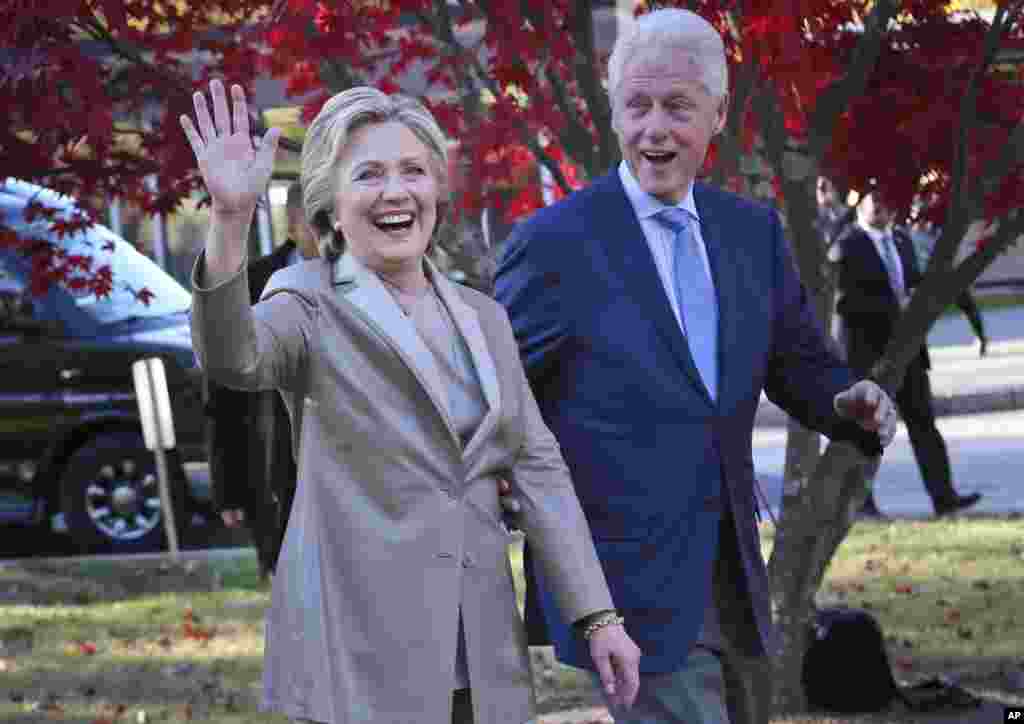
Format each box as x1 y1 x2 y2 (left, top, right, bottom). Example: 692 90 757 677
753 409 1024 518
757 306 1024 426
927 302 1021 347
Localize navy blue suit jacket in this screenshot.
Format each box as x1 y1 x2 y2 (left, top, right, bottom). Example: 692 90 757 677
494 171 880 673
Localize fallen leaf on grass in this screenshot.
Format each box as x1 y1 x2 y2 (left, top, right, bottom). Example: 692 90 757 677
95 703 126 720
944 609 962 624
182 622 214 642
64 640 98 656
181 608 214 641
894 583 914 594
177 703 193 720
894 657 915 671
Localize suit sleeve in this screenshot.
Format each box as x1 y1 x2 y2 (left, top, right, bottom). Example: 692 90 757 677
190 251 314 394
205 380 255 510
202 255 280 512
493 221 568 385
498 308 615 623
763 216 882 457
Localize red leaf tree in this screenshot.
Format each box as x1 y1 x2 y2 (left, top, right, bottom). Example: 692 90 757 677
4 0 1023 713
0 0 276 299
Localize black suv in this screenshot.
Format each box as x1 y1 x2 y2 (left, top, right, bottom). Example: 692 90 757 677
0 179 212 554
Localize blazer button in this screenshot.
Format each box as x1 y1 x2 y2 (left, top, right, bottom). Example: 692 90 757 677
462 553 475 568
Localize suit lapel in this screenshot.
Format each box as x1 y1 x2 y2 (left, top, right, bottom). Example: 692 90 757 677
429 263 501 458
592 173 711 405
332 253 461 449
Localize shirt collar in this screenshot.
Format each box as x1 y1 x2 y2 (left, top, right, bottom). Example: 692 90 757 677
618 160 700 225
857 219 890 244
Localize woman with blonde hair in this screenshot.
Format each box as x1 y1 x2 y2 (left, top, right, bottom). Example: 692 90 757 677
180 80 640 724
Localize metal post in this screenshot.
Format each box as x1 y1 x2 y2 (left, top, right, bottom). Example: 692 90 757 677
144 360 180 559
132 357 181 560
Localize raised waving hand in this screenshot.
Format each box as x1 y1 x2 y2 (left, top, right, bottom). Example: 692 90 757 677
180 80 280 217
180 80 280 280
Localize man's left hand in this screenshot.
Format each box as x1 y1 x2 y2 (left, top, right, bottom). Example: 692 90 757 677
834 380 897 447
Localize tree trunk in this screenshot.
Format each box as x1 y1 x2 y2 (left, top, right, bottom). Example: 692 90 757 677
765 173 880 713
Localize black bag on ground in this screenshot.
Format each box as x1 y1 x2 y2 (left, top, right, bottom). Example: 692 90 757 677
802 606 900 713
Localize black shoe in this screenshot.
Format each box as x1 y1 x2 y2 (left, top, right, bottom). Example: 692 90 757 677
935 492 982 517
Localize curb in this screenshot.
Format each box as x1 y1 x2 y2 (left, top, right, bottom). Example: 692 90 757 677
755 383 1024 428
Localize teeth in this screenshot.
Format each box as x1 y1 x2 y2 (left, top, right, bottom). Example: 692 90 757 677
378 213 413 224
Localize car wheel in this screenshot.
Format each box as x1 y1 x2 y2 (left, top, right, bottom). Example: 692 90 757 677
59 431 184 554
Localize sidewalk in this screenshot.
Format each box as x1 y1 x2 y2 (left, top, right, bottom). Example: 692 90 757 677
755 339 1024 428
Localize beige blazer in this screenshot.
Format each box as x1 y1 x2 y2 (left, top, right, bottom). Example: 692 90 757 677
190 251 614 724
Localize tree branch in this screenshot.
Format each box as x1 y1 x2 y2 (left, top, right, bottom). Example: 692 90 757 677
807 0 898 159
567 0 616 171
931 1 1021 272
72 8 301 155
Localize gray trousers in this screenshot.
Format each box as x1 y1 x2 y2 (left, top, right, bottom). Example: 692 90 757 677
598 512 774 724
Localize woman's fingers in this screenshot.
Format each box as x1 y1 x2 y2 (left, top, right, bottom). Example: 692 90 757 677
193 89 216 146
231 83 250 142
211 79 232 139
254 127 282 178
179 115 204 159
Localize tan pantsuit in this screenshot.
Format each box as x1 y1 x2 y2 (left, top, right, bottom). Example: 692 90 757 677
191 252 614 724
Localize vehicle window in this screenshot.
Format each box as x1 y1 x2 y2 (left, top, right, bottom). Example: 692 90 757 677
2 197 192 325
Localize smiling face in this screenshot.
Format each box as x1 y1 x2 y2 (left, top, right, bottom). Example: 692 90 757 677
333 121 440 273
859 192 893 231
612 44 726 205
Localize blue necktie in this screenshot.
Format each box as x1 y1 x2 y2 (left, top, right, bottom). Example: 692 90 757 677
657 207 718 399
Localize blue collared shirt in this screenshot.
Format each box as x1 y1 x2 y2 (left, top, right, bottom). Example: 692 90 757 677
618 161 714 334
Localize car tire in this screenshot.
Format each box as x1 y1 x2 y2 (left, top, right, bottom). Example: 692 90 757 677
59 431 185 555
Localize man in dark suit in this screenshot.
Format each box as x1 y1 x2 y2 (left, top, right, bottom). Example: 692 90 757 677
494 9 896 724
206 181 318 577
836 189 982 518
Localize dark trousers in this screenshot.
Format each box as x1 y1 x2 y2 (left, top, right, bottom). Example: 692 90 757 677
242 494 282 577
895 355 957 506
451 689 473 724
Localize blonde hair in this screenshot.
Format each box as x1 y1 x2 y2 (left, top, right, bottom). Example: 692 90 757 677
607 8 728 100
300 87 450 258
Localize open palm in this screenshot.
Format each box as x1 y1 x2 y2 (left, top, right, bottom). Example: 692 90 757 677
180 80 280 217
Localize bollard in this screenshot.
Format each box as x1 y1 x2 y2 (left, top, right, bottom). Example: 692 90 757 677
131 357 180 560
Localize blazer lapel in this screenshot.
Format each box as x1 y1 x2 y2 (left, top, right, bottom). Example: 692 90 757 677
428 262 501 458
332 253 460 448
592 172 711 405
694 185 737 408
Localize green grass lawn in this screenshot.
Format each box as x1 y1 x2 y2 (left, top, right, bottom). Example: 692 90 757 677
1 517 1022 723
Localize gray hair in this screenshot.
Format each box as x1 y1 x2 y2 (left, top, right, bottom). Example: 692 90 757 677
607 8 728 101
300 87 450 259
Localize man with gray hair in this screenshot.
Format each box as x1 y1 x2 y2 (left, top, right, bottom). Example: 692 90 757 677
495 8 897 723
